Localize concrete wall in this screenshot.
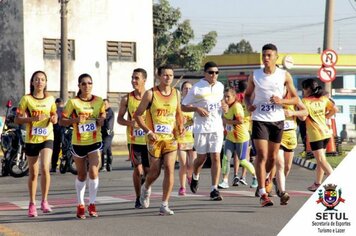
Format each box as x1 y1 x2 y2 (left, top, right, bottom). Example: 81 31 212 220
0 0 25 115
1 0 154 145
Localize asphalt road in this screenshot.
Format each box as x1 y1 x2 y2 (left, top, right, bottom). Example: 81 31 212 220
0 154 315 236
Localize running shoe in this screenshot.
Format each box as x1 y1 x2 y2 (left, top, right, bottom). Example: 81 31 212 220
307 182 321 192
210 189 223 201
280 192 290 205
265 178 273 194
76 204 86 219
190 176 199 193
159 205 174 216
40 200 52 213
135 197 142 209
232 176 240 186
260 193 273 207
140 185 151 208
250 177 258 188
28 202 38 217
88 203 98 217
218 181 229 189
239 177 248 186
178 187 186 196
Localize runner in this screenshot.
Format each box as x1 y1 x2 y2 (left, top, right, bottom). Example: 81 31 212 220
15 71 57 217
218 88 258 190
134 65 184 215
117 68 150 208
177 81 197 196
182 61 226 201
60 73 106 219
275 89 307 205
244 43 299 207
301 78 337 192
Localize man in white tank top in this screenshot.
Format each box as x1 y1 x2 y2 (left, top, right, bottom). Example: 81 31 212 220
244 44 299 207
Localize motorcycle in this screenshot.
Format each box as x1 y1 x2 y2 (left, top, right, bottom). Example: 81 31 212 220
59 126 77 175
0 100 29 177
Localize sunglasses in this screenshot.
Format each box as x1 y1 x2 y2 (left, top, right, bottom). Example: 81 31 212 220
80 82 93 86
207 71 219 75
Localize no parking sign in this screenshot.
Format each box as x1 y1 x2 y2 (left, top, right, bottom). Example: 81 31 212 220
318 49 337 83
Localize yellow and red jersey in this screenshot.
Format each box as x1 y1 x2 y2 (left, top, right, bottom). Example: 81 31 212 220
224 101 250 143
62 96 105 145
302 95 334 142
17 94 56 143
146 86 178 141
127 91 146 145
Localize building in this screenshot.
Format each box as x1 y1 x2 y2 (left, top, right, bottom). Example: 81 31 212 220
0 0 154 144
174 53 356 139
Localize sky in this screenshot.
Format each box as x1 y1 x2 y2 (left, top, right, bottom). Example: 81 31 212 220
165 0 356 55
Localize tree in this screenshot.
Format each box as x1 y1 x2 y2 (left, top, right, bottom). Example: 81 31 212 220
223 39 255 54
153 0 217 71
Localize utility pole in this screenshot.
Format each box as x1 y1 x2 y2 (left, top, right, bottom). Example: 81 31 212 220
60 0 69 102
323 0 334 95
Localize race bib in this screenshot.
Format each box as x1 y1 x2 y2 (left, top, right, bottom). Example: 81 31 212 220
78 122 97 134
259 103 276 112
31 127 49 136
283 120 296 130
225 124 233 132
207 102 221 112
185 125 193 132
133 128 145 137
154 124 172 134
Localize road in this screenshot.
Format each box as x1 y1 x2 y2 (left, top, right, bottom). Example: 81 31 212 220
0 152 315 236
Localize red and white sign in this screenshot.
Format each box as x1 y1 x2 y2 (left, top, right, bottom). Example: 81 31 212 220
318 66 336 83
321 49 338 67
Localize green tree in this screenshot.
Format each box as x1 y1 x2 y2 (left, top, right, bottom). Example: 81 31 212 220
153 0 217 71
223 39 254 54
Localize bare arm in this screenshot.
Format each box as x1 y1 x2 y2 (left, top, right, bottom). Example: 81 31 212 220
117 95 135 127
175 91 184 135
244 73 256 112
284 98 308 121
133 89 154 135
272 72 298 105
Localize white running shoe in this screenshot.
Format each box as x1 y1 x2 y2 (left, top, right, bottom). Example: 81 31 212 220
159 205 174 216
140 185 151 208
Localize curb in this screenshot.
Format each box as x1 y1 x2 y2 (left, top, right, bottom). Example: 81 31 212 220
293 156 316 170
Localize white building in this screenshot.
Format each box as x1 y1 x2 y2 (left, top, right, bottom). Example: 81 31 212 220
0 0 154 144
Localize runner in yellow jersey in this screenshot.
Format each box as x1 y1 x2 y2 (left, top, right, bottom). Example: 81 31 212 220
218 88 257 190
177 81 197 196
117 68 150 209
15 71 57 217
60 73 106 219
134 65 184 215
275 90 307 205
301 79 337 192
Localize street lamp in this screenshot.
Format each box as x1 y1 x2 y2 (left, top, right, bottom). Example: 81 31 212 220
60 0 69 102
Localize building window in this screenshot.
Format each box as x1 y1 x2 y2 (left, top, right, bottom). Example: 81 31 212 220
336 105 343 113
107 41 136 62
43 38 75 60
350 105 356 114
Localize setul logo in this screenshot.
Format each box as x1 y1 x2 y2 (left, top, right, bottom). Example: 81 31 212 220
316 184 345 211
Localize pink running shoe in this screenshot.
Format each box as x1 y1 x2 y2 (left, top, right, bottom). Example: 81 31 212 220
41 200 52 213
28 202 38 217
178 187 186 196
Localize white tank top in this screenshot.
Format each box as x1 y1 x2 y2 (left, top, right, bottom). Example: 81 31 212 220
252 67 286 122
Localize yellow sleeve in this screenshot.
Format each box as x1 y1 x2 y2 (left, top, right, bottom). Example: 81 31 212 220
62 99 75 118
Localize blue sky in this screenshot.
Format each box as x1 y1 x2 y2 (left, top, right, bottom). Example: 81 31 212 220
165 0 356 55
